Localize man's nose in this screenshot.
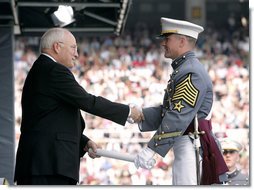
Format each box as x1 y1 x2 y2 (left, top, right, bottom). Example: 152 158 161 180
160 40 166 46
74 51 79 58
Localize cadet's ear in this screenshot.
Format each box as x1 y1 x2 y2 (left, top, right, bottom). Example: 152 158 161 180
179 36 186 48
236 153 240 162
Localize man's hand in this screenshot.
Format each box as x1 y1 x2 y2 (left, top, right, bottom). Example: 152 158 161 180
84 140 101 159
134 147 156 169
128 104 145 123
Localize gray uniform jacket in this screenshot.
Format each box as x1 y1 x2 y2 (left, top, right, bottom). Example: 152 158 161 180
140 51 213 157
226 169 249 185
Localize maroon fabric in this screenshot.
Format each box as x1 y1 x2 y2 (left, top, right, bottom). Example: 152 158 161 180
198 119 228 185
183 119 228 184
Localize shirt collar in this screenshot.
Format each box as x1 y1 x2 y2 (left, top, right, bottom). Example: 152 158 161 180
41 53 57 63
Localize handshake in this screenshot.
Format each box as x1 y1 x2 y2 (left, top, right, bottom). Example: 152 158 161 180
127 104 145 124
127 104 156 170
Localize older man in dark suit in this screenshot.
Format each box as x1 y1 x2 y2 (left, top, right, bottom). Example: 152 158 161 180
14 28 143 185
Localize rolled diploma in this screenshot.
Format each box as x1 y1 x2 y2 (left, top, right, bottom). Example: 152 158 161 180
89 148 135 163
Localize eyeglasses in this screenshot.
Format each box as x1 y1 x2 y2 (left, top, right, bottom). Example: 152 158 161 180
223 150 237 155
58 41 77 51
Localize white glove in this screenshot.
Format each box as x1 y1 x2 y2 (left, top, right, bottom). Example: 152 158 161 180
134 147 156 169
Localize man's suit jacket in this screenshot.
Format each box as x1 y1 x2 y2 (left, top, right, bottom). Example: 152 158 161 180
14 54 129 182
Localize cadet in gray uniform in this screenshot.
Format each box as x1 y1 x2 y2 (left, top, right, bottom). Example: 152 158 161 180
133 17 228 185
220 138 249 185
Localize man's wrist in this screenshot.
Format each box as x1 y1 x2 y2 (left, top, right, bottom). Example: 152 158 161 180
127 104 135 123
128 104 135 117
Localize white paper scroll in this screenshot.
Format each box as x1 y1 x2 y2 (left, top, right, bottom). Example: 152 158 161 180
89 148 135 163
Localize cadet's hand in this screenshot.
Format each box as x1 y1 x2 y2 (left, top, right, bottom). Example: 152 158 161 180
84 140 101 159
128 104 145 123
134 147 156 169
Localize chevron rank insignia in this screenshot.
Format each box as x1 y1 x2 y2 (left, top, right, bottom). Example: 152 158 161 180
172 74 199 108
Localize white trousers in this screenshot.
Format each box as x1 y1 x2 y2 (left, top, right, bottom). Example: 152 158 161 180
172 135 202 185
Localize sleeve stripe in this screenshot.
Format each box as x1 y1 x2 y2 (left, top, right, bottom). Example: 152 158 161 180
172 74 199 107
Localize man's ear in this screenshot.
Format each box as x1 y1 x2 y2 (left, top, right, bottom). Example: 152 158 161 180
236 153 240 162
53 42 61 54
179 36 186 48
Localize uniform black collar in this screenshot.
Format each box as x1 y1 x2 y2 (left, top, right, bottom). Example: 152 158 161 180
171 51 195 70
227 169 240 179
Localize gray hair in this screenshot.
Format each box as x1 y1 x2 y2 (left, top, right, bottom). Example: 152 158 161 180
175 34 197 47
185 36 197 47
39 28 68 52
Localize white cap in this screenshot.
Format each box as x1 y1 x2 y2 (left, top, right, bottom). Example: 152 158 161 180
158 17 204 39
220 138 242 152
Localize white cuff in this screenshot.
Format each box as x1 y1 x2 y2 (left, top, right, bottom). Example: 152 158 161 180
127 104 135 123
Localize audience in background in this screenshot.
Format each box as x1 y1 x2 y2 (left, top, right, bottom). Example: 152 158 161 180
14 24 249 185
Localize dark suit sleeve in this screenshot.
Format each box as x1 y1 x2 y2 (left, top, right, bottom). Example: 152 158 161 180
48 63 129 125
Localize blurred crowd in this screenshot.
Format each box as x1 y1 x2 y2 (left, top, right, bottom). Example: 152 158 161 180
14 22 249 185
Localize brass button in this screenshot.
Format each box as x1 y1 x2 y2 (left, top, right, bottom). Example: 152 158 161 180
155 143 158 147
161 131 164 134
169 88 172 92
162 113 164 117
158 137 162 141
